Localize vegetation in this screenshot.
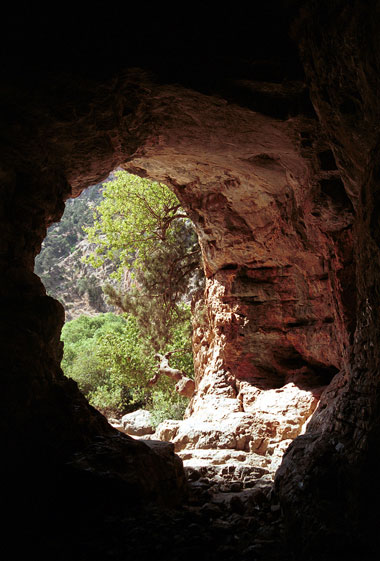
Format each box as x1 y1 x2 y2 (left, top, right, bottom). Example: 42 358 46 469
34 182 111 311
38 171 204 422
84 171 204 350
61 312 191 421
35 182 103 281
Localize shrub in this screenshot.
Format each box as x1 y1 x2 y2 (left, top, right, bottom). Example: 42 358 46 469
61 311 194 419
148 390 188 428
61 313 152 416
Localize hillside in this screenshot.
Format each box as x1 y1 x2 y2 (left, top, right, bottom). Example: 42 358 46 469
34 181 122 319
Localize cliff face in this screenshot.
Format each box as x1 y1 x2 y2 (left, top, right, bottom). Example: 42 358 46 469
1 1 380 557
120 81 354 470
34 182 118 319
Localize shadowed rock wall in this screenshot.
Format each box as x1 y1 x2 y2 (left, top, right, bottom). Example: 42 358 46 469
275 2 380 558
0 76 189 524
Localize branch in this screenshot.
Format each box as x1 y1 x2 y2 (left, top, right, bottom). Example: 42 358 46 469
148 351 195 398
158 213 189 240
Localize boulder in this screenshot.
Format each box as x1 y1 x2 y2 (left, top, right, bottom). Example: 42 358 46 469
175 376 195 398
121 409 155 436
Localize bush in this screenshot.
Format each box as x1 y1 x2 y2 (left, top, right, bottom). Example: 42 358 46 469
149 390 188 428
61 313 152 415
61 311 194 419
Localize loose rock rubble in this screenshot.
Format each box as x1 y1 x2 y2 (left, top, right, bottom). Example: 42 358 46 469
83 417 290 560
178 446 288 560
108 405 295 558
40 452 289 561
182 466 287 561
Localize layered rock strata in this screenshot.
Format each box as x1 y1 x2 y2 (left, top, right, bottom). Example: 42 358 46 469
117 77 353 475
2 72 351 497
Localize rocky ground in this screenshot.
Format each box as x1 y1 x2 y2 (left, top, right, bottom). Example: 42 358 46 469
98 411 290 561
114 472 286 561
35 459 287 561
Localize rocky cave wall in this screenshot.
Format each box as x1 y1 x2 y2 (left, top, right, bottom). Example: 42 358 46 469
120 78 354 465
275 2 380 557
1 1 380 557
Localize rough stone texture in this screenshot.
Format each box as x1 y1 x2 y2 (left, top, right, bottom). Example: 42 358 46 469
124 74 350 476
2 67 347 494
119 409 155 436
175 376 196 398
274 3 380 559
1 2 380 559
153 382 317 472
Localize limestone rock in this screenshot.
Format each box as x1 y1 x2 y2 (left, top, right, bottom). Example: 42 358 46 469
153 419 182 443
120 409 154 436
175 376 195 398
2 3 380 556
154 382 318 472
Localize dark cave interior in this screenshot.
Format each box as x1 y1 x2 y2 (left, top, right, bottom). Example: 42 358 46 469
1 2 380 559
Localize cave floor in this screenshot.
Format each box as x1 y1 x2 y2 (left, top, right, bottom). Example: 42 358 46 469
20 463 289 561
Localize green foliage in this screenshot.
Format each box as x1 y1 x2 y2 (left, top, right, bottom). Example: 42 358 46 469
61 313 151 415
58 172 203 422
35 182 103 278
149 390 188 429
34 181 111 310
76 275 104 308
84 171 188 278
61 312 194 418
84 171 203 350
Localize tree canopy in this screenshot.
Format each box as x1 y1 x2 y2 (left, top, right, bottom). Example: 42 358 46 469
84 171 190 278
84 171 204 350
61 312 192 421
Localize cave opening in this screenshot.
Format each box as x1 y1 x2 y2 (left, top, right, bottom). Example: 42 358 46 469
33 142 341 473
16 52 357 556
30 158 334 559
7 67 358 557
4 2 380 558
34 170 202 430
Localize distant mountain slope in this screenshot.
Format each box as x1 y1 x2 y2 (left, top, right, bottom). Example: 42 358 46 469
34 181 120 320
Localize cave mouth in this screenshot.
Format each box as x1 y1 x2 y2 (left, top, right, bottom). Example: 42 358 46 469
31 168 307 559
30 145 343 513
26 57 351 486
3 122 358 561
2 15 364 555
34 171 203 423
5 0 380 556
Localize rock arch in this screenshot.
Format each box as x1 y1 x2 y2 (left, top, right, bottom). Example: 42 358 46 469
1 1 380 558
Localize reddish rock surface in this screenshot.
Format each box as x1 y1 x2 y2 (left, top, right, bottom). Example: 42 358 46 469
119 76 353 476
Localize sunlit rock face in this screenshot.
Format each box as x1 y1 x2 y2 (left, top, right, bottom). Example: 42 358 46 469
121 78 354 469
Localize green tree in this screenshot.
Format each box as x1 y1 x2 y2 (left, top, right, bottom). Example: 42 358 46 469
61 313 153 415
84 171 190 277
84 171 203 350
61 312 191 420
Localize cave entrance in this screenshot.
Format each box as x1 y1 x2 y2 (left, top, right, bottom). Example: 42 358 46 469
29 69 350 505
7 68 358 561
34 170 203 439
5 2 379 555
11 56 355 561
